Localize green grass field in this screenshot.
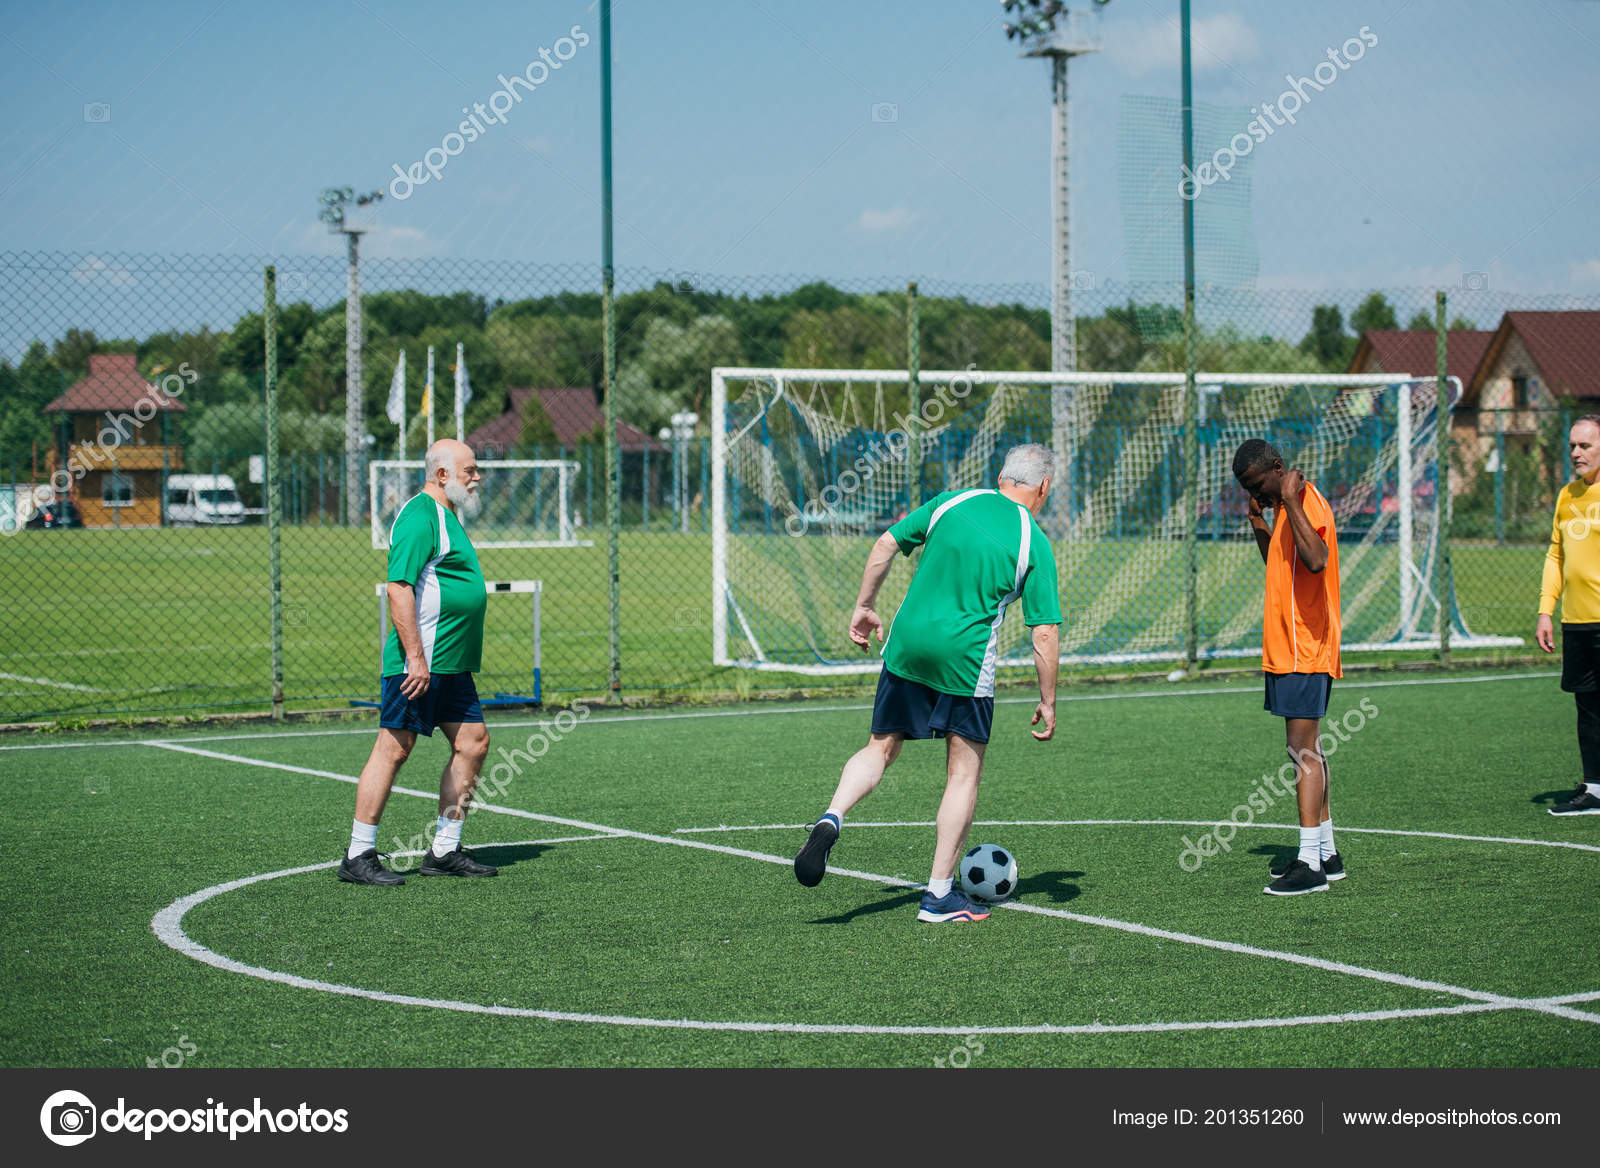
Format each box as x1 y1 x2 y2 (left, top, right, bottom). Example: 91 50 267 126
3 668 1597 1068
0 524 1544 724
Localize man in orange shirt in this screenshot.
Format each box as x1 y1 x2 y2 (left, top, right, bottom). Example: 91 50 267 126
1233 439 1344 896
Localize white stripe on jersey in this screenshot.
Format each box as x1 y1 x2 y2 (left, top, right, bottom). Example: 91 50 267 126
973 504 1032 698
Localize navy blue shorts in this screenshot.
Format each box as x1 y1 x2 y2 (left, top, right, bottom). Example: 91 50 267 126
871 667 993 744
1263 671 1332 720
379 672 484 736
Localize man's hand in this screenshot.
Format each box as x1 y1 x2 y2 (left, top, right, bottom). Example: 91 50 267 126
1247 495 1267 527
1537 613 1556 654
1030 702 1055 741
1281 468 1305 503
849 604 885 650
400 652 430 699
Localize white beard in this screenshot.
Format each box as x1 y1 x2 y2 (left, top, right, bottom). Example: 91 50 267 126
444 479 482 519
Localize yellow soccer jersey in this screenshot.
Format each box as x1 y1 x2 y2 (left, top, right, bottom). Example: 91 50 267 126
1540 478 1600 624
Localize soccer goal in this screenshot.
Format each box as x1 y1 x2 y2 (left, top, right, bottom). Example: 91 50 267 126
369 459 593 550
710 366 1521 675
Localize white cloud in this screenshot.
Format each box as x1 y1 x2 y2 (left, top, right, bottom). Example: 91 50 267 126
71 255 136 287
856 205 918 232
1571 259 1600 287
1107 12 1260 78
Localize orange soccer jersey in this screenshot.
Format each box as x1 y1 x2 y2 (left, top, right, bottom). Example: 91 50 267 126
1261 482 1342 678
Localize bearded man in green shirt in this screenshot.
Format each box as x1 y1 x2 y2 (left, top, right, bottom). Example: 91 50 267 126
339 439 497 885
794 444 1062 922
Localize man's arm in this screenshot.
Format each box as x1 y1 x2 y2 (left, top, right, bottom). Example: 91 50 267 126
849 530 902 650
1246 496 1272 564
1029 622 1059 741
387 582 431 698
1538 503 1565 653
1279 470 1328 574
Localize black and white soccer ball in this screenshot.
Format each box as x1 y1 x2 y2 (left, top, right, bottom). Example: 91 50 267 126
959 844 1019 903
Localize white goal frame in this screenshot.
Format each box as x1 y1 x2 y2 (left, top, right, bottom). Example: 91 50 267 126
369 459 593 550
710 366 1518 674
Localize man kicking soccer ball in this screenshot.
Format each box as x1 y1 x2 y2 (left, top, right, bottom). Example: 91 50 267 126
1233 439 1344 896
794 443 1061 922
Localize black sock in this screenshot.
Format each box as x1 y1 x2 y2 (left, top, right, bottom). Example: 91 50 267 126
1575 690 1600 783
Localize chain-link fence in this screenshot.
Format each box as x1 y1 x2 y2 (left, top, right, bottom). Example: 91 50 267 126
1 250 1595 722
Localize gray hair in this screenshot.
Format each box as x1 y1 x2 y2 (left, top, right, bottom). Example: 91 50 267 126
999 443 1054 487
424 444 457 481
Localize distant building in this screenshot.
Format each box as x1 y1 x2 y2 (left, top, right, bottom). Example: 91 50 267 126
1350 312 1600 492
466 386 665 457
42 353 185 528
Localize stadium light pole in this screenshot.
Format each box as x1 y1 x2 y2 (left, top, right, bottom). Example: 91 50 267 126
1004 1 1106 546
319 186 384 527
1003 1 1106 374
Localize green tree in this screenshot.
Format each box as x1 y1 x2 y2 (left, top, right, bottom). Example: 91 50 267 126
1350 292 1398 337
1298 304 1352 370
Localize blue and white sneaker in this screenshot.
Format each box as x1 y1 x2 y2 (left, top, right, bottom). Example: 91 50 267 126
916 889 990 923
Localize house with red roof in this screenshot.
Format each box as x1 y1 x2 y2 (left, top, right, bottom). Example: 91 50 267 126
42 353 186 528
1350 311 1600 493
465 386 665 457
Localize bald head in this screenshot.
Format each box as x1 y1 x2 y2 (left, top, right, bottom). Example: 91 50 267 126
425 439 473 482
424 439 481 515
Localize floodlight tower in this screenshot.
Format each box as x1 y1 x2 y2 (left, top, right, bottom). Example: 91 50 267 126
319 185 383 526
1003 1 1105 373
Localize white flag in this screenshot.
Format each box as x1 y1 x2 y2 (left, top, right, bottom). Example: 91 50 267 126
454 342 471 441
385 350 406 426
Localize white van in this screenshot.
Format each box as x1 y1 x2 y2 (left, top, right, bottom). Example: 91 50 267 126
165 474 246 525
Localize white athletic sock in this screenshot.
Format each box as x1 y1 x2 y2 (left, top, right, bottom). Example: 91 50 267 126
927 876 954 898
1586 782 1600 798
822 808 843 829
347 819 378 861
432 815 463 857
1298 826 1322 870
1319 818 1336 860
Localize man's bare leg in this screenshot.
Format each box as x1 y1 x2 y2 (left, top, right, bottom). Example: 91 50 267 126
930 732 986 883
422 720 496 875
795 733 903 886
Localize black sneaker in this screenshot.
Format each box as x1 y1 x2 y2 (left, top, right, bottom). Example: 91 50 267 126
1263 859 1329 896
794 817 839 887
338 848 405 886
419 846 499 877
1549 785 1600 816
1271 851 1344 881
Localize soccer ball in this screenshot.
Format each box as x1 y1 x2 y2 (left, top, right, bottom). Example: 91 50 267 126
959 843 1019 903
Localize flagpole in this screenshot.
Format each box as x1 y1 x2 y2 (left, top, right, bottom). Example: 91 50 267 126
426 345 435 448
455 342 468 442
395 350 407 461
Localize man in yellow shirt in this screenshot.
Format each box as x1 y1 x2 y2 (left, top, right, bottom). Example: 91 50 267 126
1537 414 1600 816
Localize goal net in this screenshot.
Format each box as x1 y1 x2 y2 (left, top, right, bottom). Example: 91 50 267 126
369 459 591 549
710 367 1519 674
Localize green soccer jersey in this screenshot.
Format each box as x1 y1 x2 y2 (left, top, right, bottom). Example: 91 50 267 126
380 493 487 677
882 488 1061 697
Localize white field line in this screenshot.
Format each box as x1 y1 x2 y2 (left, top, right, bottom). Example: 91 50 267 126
0 671 111 692
0 669 1561 751
673 819 1600 856
145 741 1600 1031
147 858 1520 1037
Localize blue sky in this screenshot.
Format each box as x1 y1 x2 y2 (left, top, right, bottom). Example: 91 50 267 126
1 0 1597 298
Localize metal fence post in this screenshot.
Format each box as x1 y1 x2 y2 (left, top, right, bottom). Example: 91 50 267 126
264 267 284 719
1435 290 1452 666
907 281 921 510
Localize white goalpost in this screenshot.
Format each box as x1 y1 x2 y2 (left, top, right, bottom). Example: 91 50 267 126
711 366 1519 676
369 459 593 550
